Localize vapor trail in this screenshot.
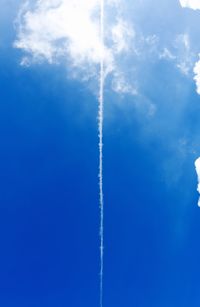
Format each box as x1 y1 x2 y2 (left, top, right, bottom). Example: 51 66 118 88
99 0 104 306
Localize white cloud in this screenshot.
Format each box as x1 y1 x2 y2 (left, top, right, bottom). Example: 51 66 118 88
193 56 200 94
179 4 200 91
111 72 137 95
111 19 134 54
14 0 135 94
15 1 109 65
179 0 200 10
175 34 194 76
195 157 200 207
159 48 176 61
158 34 194 76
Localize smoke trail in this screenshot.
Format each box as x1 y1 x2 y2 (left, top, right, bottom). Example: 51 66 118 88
99 0 104 306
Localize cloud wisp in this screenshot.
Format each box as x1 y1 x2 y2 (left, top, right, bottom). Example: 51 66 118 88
195 158 200 207
179 0 200 10
179 0 200 94
193 56 200 94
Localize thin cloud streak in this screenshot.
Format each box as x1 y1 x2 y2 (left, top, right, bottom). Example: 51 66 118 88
195 157 200 207
193 56 200 94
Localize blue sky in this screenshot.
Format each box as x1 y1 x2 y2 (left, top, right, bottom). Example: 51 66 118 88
1 0 200 306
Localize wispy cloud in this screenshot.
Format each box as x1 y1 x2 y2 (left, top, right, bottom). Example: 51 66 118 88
159 48 176 61
193 55 200 94
179 2 200 92
111 71 138 95
14 0 135 95
159 33 194 76
179 0 200 10
195 157 200 207
175 34 194 75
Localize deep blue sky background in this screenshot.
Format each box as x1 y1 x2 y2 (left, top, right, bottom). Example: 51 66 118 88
1 1 200 306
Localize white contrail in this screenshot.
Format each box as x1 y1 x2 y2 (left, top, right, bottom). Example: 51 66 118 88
99 0 104 306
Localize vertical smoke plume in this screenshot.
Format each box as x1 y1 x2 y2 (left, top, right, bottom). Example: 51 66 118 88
99 0 104 306
14 1 134 305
